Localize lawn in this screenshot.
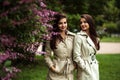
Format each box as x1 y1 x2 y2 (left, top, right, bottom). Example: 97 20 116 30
97 54 120 80
13 54 120 80
101 37 120 42
13 56 47 80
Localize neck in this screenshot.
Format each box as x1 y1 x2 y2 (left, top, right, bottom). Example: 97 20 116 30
83 30 90 37
60 31 66 39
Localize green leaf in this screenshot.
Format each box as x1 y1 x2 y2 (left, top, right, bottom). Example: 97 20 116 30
4 60 11 67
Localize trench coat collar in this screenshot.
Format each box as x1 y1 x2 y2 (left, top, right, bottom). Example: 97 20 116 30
77 30 97 52
66 30 75 36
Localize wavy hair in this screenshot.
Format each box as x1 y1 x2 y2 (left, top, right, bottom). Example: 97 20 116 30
50 13 67 50
81 14 100 50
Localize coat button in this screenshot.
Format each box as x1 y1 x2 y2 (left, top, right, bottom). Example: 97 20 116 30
90 53 92 56
89 44 92 46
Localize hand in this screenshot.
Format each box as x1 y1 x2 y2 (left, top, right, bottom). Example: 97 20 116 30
73 62 77 69
50 65 59 73
84 67 90 75
50 65 56 71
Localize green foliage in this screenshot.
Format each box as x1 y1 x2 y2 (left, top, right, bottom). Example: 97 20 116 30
61 0 89 14
0 0 56 79
115 0 120 9
88 0 109 15
116 21 120 33
46 0 120 34
103 22 117 34
95 15 105 26
0 2 42 43
103 0 120 22
67 14 80 32
4 60 12 67
46 0 63 12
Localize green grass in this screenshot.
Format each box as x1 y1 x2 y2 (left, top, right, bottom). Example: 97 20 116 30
101 37 120 42
13 54 120 80
13 56 48 80
97 54 120 80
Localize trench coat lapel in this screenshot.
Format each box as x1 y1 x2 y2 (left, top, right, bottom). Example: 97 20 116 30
79 31 96 52
86 36 96 52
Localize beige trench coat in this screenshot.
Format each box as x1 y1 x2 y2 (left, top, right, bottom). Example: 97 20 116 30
44 31 75 80
73 31 99 80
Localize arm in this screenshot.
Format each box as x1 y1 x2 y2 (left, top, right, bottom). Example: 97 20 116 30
44 41 54 68
73 35 86 70
44 41 59 73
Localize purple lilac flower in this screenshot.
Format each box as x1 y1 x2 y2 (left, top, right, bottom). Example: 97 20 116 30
40 2 47 8
0 54 9 63
3 0 10 6
0 34 16 47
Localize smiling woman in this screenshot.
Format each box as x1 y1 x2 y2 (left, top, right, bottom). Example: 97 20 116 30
44 13 76 80
58 18 68 32
73 14 100 80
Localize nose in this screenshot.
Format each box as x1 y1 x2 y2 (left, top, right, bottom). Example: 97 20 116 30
62 23 66 26
81 22 85 26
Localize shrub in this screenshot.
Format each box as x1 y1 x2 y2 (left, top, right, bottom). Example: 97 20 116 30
0 0 56 79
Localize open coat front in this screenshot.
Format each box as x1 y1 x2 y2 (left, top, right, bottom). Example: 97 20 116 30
44 31 75 80
73 31 99 80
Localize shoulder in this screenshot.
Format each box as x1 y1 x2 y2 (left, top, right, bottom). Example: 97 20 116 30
76 32 85 38
67 31 76 36
74 31 88 42
74 33 83 42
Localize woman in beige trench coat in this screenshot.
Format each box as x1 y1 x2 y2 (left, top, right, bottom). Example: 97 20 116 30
73 14 100 80
44 13 75 80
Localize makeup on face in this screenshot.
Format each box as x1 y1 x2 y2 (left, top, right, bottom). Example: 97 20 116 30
58 18 67 31
80 18 89 31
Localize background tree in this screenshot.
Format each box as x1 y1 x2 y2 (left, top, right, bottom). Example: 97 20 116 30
103 0 119 22
46 0 120 34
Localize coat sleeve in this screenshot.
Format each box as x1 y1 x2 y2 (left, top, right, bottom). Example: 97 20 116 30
44 41 54 68
73 35 86 70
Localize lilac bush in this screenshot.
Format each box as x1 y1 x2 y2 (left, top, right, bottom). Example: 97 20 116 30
0 0 57 79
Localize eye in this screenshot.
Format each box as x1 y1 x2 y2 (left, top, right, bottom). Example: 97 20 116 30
58 22 62 25
84 21 87 23
80 22 82 24
64 22 67 24
80 21 87 24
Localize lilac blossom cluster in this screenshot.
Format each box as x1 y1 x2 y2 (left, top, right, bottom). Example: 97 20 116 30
1 67 21 80
0 35 16 48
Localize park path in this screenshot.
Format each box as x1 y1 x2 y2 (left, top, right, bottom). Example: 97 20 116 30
97 42 120 54
36 42 120 55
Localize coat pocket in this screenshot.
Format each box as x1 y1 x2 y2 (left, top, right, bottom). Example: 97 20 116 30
84 61 91 75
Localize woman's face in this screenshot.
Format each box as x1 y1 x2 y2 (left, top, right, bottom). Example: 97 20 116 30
80 18 89 31
58 18 67 32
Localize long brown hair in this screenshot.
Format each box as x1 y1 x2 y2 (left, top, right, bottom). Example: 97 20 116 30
50 13 67 50
81 14 100 50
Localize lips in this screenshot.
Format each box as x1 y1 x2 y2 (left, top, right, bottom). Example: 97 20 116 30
81 26 86 29
61 26 66 29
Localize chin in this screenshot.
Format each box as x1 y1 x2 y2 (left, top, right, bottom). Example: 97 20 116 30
62 29 66 31
82 29 87 31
